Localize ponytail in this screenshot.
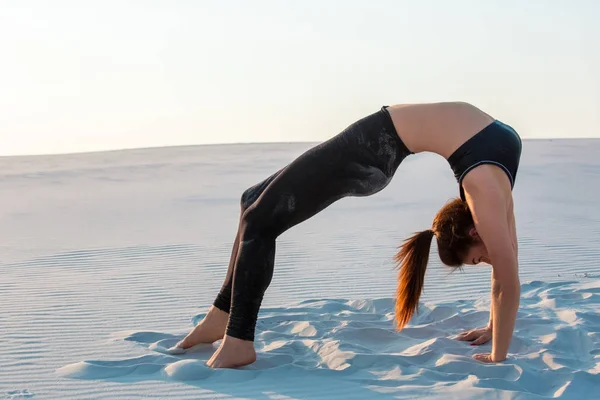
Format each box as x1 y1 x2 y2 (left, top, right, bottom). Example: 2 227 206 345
393 229 435 330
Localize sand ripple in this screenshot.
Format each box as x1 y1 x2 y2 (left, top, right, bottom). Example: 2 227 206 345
55 279 600 399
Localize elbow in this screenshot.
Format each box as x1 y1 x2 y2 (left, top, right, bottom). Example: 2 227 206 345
493 279 520 295
492 276 521 303
491 257 520 297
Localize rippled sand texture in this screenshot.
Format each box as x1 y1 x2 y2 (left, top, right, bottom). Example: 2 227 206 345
1 139 599 399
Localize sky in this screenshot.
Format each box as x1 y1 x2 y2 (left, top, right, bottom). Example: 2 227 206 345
1 0 599 156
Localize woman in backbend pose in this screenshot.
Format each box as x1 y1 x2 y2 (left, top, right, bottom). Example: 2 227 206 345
172 102 523 369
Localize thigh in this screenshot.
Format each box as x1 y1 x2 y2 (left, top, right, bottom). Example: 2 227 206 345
243 133 392 237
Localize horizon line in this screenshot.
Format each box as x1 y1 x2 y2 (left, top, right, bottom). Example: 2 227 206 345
2 137 598 159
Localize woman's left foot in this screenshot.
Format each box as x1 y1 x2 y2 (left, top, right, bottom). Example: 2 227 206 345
206 335 256 368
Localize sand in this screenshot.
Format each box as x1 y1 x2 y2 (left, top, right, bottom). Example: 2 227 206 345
1 139 599 399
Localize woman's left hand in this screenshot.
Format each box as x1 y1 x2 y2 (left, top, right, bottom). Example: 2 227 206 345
472 353 495 363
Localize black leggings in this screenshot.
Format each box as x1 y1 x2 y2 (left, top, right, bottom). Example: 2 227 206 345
212 106 413 341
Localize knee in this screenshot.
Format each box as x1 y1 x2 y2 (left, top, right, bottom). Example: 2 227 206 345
240 186 258 212
240 204 261 235
240 202 274 238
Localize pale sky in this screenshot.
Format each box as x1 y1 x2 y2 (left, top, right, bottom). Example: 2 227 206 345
1 0 599 156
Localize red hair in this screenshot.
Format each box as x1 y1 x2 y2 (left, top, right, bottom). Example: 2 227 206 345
394 198 475 330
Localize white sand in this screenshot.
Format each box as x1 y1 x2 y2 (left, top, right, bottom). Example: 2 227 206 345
1 139 599 399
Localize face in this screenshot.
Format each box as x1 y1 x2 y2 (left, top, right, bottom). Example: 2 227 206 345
462 228 491 266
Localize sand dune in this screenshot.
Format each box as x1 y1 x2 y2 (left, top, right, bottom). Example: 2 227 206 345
2 139 599 399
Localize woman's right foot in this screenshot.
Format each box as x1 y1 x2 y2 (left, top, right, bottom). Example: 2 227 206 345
173 306 229 350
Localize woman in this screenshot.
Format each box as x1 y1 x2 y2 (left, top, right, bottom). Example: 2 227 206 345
171 102 523 369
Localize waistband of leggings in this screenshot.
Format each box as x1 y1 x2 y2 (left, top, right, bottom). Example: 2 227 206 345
380 105 414 155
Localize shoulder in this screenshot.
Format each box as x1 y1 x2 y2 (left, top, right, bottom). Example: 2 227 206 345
462 164 513 205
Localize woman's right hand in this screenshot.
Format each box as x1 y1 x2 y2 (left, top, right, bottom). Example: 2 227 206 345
456 326 492 345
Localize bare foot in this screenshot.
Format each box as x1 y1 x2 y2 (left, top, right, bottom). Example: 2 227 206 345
206 335 256 368
175 306 229 350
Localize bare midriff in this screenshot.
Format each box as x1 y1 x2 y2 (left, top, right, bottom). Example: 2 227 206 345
386 102 496 159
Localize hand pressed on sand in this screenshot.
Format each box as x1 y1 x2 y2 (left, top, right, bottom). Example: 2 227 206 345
472 353 496 363
456 325 492 346
456 326 503 363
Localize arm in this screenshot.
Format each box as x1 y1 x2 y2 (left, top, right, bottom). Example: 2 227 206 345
488 269 496 329
465 185 520 362
489 254 519 361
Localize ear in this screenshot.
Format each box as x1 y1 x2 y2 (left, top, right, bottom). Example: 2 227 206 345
469 227 480 239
